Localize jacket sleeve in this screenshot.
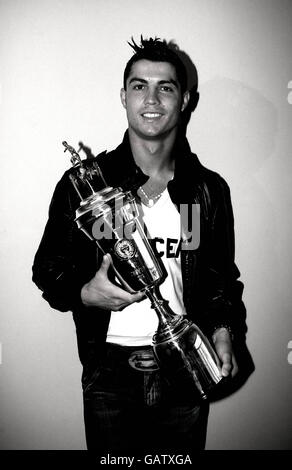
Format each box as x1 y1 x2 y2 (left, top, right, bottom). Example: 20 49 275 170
198 176 247 341
32 172 97 312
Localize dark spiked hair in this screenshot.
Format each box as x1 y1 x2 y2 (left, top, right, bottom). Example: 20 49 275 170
123 36 188 94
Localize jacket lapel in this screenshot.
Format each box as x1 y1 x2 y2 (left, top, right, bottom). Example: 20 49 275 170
97 130 204 203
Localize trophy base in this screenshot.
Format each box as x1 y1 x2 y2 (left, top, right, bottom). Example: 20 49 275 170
152 316 223 400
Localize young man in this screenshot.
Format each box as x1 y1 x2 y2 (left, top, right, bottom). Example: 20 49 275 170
32 37 247 454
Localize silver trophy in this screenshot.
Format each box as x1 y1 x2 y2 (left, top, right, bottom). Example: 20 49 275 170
63 141 224 400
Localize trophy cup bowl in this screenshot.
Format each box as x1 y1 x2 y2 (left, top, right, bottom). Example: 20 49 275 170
75 187 164 293
63 141 224 400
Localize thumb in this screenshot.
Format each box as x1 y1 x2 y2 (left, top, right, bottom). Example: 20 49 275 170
98 253 112 275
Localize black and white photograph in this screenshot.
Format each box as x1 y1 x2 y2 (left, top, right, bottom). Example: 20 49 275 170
0 0 291 462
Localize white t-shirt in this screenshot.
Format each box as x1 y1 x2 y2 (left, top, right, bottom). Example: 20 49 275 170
106 189 187 346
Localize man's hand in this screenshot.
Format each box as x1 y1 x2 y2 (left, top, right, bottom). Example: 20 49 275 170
81 253 145 311
212 327 239 378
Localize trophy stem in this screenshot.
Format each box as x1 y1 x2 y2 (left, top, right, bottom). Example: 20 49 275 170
144 286 184 339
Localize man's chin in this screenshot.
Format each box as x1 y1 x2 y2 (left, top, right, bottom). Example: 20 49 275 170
131 127 175 141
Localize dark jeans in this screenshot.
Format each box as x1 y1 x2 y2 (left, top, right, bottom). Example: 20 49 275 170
83 343 209 455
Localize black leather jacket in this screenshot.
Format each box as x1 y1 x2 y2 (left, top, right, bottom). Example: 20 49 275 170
32 132 247 368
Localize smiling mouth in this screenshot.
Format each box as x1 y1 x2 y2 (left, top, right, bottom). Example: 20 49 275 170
141 113 163 119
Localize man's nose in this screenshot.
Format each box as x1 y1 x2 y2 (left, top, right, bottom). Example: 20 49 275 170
144 87 160 105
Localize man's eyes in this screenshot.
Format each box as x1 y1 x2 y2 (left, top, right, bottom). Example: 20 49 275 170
132 84 174 92
160 86 174 92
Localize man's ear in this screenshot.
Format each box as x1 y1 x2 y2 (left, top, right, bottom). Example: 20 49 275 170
181 90 190 112
120 88 127 109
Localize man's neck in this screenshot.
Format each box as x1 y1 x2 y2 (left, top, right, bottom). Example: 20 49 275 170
128 129 177 178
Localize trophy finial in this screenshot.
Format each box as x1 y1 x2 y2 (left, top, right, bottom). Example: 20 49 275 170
62 141 82 167
62 139 109 199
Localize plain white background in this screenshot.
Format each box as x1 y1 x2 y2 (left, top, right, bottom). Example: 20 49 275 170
0 0 291 450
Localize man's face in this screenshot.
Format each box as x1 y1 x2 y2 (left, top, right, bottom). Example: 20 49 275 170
120 59 189 140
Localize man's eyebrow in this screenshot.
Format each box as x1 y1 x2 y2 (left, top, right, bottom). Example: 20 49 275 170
128 77 179 88
159 79 179 88
128 78 147 84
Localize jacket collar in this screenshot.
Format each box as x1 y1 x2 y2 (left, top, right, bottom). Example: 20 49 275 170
97 131 147 192
98 130 204 204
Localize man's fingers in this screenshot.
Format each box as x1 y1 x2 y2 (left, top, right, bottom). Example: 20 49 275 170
221 352 233 377
130 290 145 301
118 290 145 305
94 253 146 309
112 291 145 311
214 337 239 378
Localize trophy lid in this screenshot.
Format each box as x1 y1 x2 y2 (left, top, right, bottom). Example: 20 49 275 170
74 186 125 220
